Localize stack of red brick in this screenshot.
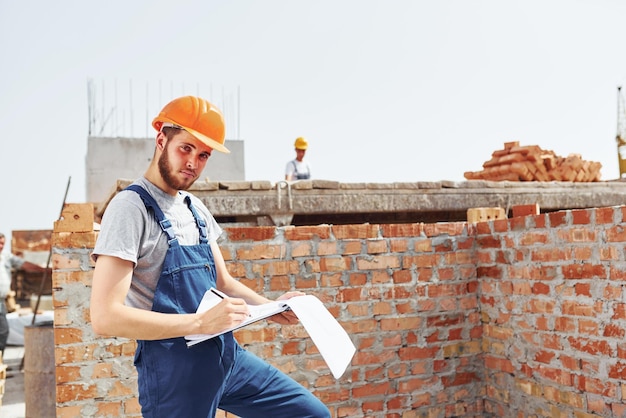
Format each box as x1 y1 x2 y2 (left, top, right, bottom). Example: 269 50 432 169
464 141 602 182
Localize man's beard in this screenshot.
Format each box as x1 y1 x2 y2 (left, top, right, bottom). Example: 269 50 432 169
158 144 198 191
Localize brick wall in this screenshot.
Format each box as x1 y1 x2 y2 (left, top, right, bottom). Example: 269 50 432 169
478 206 626 416
50 203 626 417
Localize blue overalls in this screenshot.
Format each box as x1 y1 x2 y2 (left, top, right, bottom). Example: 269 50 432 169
290 160 310 180
127 185 330 418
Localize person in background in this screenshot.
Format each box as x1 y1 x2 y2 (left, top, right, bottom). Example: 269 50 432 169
0 232 47 357
285 136 312 180
90 96 330 418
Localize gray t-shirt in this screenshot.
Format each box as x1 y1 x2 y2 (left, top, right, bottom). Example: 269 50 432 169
92 177 223 310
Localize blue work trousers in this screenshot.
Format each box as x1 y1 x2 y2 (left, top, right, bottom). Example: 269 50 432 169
136 337 330 417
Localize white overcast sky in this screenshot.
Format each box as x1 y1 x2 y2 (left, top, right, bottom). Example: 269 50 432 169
1 0 626 247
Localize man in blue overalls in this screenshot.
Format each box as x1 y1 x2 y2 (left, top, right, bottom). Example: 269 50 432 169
91 96 330 418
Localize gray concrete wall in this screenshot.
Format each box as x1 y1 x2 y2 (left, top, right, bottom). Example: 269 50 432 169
85 136 245 205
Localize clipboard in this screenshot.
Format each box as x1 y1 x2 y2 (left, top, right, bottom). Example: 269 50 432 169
185 288 290 346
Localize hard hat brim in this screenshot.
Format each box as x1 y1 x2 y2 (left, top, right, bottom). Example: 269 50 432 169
154 118 230 154
185 126 231 154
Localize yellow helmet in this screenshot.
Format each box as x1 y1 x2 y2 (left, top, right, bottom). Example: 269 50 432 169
152 96 230 154
294 137 308 150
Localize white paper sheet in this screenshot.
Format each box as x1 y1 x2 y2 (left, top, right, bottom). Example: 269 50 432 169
285 294 356 379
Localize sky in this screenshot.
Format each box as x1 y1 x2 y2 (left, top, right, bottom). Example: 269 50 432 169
1 0 626 250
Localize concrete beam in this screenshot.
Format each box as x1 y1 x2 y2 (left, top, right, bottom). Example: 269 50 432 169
97 179 626 225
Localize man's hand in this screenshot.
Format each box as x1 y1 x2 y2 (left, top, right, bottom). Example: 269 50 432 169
270 291 305 325
200 297 251 334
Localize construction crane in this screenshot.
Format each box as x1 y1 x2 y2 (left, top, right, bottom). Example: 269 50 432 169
617 86 626 177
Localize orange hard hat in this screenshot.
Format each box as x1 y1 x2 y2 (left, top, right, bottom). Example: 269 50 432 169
152 96 230 153
294 137 308 150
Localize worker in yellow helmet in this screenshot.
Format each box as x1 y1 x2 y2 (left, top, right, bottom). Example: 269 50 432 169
285 136 312 180
91 96 330 418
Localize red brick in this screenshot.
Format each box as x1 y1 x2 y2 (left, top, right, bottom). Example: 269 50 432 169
556 228 596 243
568 336 611 355
554 316 576 332
332 224 379 239
291 241 312 257
525 298 556 314
268 275 290 290
54 327 84 345
612 403 626 417
392 269 412 284
398 345 438 360
536 365 572 385
511 203 540 218
319 256 350 272
571 209 592 225
531 282 550 295
380 223 423 237
356 255 400 270
362 400 384 413
414 239 433 252
224 226 276 241
283 225 331 240
476 266 503 279
604 323 626 338
606 225 626 242
475 235 501 249
519 231 550 246
386 394 410 411
548 211 568 227
52 231 98 248
347 272 367 286
403 254 437 268
398 376 439 393
318 241 339 255
320 273 343 287
595 206 615 224
261 260 299 276
508 216 527 231
531 248 572 262
390 238 409 252
423 222 466 237
57 382 99 403
236 244 285 260
56 405 86 418
600 246 620 261
609 362 626 379
366 239 388 254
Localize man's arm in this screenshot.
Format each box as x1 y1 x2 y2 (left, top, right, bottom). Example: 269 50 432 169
90 255 252 340
285 161 296 181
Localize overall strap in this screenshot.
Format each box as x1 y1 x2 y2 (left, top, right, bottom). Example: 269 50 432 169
183 194 209 244
125 185 178 246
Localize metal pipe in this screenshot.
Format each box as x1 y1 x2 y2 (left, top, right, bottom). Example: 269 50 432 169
276 181 293 210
